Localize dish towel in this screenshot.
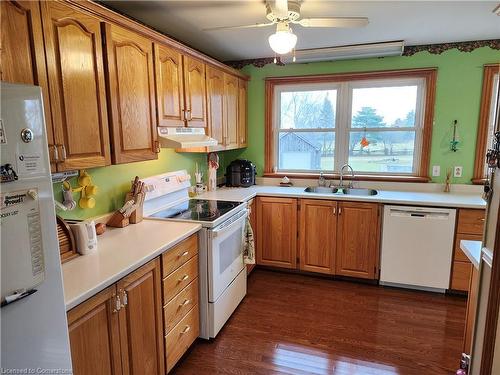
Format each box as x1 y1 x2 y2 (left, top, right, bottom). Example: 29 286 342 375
243 218 255 264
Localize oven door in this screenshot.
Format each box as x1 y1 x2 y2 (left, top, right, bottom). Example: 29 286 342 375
208 209 247 302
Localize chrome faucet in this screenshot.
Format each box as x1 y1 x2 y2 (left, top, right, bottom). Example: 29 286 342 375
318 171 327 187
339 164 355 188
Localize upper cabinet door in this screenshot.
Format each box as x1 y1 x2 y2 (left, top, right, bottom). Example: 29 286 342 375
336 202 380 279
154 44 185 127
223 73 239 149
238 79 248 148
1 0 56 169
104 24 158 164
183 56 207 128
41 1 110 171
206 66 224 147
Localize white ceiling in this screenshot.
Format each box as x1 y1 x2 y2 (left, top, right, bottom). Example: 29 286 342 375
103 1 500 61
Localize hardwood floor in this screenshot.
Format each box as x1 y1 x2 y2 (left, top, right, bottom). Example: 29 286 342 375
172 269 466 375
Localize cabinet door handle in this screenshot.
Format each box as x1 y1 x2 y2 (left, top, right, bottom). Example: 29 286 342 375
59 144 67 161
332 207 336 215
338 207 342 215
122 290 128 307
113 294 121 313
179 299 191 307
179 274 189 282
154 140 160 153
179 251 189 258
51 145 59 163
180 325 191 334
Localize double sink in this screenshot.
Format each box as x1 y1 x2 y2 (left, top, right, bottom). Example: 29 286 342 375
304 186 378 196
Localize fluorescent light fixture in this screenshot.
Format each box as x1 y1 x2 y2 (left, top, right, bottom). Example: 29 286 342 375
292 41 405 63
268 23 297 55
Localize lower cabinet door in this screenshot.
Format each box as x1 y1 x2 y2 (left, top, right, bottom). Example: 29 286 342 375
67 286 122 375
336 202 380 279
299 199 337 274
256 197 298 269
117 258 165 375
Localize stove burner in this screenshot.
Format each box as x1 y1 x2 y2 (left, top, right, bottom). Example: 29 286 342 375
150 199 240 222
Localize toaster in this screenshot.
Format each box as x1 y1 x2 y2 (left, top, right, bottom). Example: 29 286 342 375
225 159 256 187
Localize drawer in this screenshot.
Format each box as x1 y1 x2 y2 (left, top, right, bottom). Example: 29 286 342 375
165 304 199 373
450 261 472 292
162 234 198 277
164 279 199 333
457 209 485 235
163 255 198 303
454 233 482 262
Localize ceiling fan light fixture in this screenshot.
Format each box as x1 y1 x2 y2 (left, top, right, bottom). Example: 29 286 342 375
268 23 297 55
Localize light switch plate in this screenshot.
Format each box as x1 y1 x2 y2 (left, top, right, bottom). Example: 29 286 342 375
432 165 440 177
454 166 463 178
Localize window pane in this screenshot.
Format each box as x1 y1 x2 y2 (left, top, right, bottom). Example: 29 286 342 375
278 132 335 171
280 90 337 129
351 86 418 128
348 131 415 173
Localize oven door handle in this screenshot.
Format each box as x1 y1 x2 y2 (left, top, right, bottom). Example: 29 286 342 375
212 210 248 238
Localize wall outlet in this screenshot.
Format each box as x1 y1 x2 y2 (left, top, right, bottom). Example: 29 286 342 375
454 166 463 178
432 165 441 177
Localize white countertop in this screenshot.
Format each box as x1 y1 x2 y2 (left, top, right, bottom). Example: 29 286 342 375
199 185 486 209
460 240 482 269
63 220 201 311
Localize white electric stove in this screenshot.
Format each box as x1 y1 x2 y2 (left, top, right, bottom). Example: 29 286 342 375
142 170 247 339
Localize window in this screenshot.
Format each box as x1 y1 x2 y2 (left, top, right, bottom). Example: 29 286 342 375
473 64 500 183
266 69 436 180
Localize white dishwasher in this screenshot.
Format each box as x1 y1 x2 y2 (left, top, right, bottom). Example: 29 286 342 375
380 205 456 292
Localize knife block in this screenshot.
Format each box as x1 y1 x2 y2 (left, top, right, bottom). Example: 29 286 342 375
125 192 144 224
107 211 129 228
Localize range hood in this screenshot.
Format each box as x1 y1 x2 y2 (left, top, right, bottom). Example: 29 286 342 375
158 127 218 149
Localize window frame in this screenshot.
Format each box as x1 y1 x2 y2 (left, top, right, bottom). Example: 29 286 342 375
264 68 437 182
472 64 500 184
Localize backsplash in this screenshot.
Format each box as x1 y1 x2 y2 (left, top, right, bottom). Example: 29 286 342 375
53 148 242 220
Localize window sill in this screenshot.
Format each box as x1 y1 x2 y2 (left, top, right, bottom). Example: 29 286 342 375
471 178 487 185
263 173 431 183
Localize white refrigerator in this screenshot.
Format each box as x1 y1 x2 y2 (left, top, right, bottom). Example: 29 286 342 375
0 83 72 371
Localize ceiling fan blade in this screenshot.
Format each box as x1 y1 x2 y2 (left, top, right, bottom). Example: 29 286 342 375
296 17 369 28
203 22 275 31
273 0 289 19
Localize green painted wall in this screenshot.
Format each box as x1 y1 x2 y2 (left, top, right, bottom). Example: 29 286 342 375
54 149 233 220
233 47 500 183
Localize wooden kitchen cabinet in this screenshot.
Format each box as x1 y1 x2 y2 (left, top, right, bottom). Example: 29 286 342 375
450 209 485 292
116 258 164 375
335 202 380 280
67 286 122 375
223 73 239 149
238 78 248 148
299 199 337 275
104 23 159 164
154 43 185 127
67 259 164 375
183 55 207 128
41 1 111 171
206 66 225 147
256 197 298 269
1 0 56 169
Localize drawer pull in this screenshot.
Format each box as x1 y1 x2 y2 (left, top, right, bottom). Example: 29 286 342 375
179 274 189 282
180 299 191 307
180 325 191 334
179 251 189 257
479 218 485 222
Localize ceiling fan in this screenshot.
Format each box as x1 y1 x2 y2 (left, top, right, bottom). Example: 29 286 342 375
204 0 369 56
